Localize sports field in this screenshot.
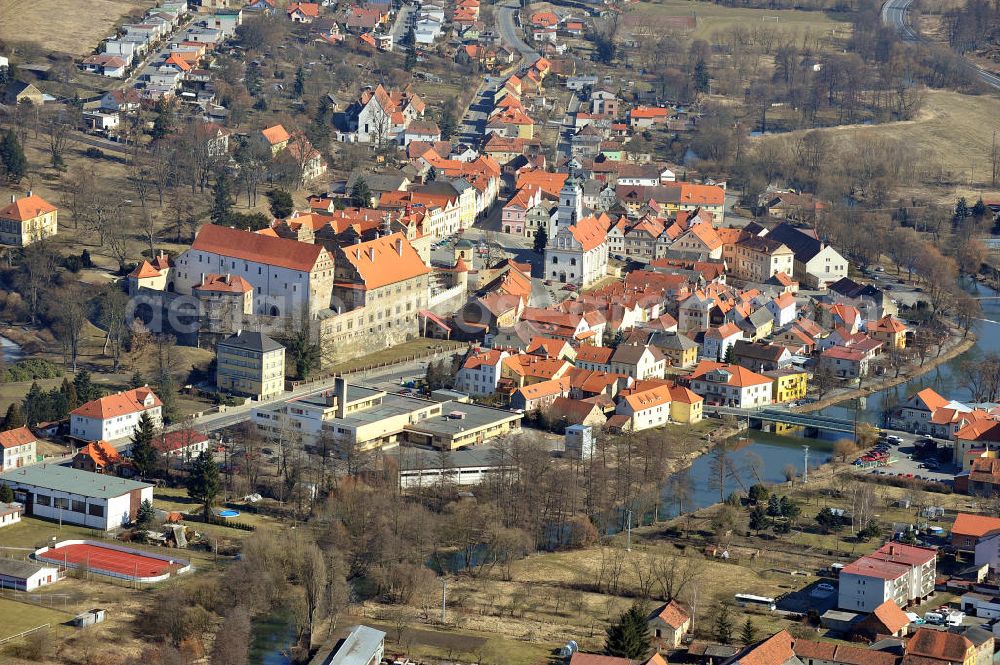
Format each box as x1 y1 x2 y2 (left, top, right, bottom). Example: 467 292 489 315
37 543 183 580
0 597 70 642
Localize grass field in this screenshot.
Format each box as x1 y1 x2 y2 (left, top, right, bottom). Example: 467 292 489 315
0 0 154 58
325 338 467 374
0 597 73 641
761 89 1000 203
623 0 850 43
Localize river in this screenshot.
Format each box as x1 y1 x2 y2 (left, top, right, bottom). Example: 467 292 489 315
814 279 1000 425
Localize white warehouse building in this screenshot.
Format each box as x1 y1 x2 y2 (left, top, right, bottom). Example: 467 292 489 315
0 465 153 531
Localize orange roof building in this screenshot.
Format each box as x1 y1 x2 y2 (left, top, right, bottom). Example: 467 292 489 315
72 440 122 473
0 426 37 472
260 124 291 153
70 388 163 442
0 192 58 247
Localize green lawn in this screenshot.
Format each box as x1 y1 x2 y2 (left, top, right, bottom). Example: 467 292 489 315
0 598 73 641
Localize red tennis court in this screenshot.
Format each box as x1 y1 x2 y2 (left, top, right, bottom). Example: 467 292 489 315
40 543 178 579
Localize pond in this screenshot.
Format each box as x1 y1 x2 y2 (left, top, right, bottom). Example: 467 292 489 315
0 335 23 363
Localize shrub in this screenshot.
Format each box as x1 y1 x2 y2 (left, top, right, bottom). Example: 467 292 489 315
84 147 104 159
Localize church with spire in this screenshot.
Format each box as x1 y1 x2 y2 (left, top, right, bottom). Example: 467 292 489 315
544 173 610 289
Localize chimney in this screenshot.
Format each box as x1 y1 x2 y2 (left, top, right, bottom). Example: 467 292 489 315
368 247 375 261
395 237 403 255
9 194 14 203
201 273 206 285
225 273 231 284
26 190 31 197
334 375 348 419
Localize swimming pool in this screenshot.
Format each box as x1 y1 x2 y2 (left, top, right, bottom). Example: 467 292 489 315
218 509 240 518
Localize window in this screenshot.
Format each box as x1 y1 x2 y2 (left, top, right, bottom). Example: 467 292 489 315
35 493 51 506
88 504 104 517
54 497 69 509
72 500 86 513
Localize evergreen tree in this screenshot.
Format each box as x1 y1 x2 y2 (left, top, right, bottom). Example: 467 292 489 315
779 495 801 521
22 381 45 426
157 370 179 424
2 402 24 430
129 370 145 389
723 344 735 364
61 377 78 411
740 618 757 645
150 98 174 140
402 25 415 47
1 130 27 183
350 178 372 207
293 66 306 98
604 605 650 659
713 603 735 644
533 226 548 253
0 482 12 503
187 450 221 522
766 494 782 517
953 197 970 228
972 198 988 220
287 330 320 379
130 412 159 477
693 58 710 93
748 505 768 534
438 99 458 140
245 61 262 97
74 369 100 403
426 166 437 182
211 172 234 224
136 498 155 526
267 189 294 219
308 97 332 147
815 507 844 532
901 525 918 545
404 48 417 71
747 483 769 504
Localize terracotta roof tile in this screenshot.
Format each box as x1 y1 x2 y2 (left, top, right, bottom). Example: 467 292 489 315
0 194 56 222
71 388 161 421
192 224 328 273
0 426 35 449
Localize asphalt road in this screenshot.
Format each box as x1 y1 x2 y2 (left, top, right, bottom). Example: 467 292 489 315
497 1 539 60
881 0 1000 90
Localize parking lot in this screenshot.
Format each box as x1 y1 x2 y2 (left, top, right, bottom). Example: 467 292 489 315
859 438 956 483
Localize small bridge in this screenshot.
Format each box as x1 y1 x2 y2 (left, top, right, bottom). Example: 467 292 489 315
709 406 857 434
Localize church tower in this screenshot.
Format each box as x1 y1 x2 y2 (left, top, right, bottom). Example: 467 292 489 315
557 173 582 230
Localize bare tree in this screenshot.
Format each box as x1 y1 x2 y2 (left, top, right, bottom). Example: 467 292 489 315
51 283 89 372
40 108 77 170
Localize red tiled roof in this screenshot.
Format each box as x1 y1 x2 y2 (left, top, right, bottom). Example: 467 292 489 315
338 232 429 290
76 440 121 469
0 194 56 222
952 513 1000 539
868 599 910 635
0 426 35 449
71 387 161 420
193 273 253 294
154 429 209 453
261 124 291 145
192 224 327 273
905 627 972 662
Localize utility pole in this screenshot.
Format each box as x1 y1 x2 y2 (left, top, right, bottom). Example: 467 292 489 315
626 509 632 551
441 578 447 623
802 445 810 483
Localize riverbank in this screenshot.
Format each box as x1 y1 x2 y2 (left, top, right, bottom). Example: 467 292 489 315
797 330 977 416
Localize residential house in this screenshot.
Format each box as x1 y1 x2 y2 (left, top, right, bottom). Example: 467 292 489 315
612 382 673 432
647 331 699 368
702 322 744 362
71 440 122 474
456 349 510 395
766 222 848 290
548 397 607 428
609 344 667 380
687 361 773 408
510 376 571 412
0 427 37 472
721 630 802 665
767 292 797 327
648 600 691 649
81 54 129 78
153 430 211 460
903 628 975 665
216 331 286 400
70 387 163 442
868 314 908 350
819 346 869 380
731 341 791 372
765 369 809 404
287 2 320 22
853 599 911 640
837 542 937 612
0 192 58 247
732 236 795 283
